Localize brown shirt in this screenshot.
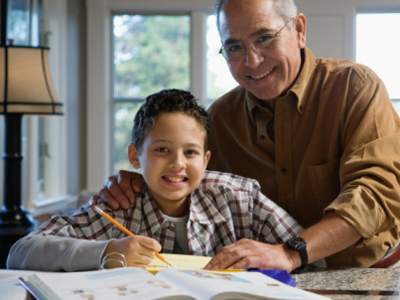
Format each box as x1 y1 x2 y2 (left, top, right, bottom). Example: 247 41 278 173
207 47 400 268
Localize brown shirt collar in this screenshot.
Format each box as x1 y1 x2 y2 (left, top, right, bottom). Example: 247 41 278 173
246 47 317 121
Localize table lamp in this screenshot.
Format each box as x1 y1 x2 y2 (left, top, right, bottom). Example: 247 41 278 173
0 41 63 229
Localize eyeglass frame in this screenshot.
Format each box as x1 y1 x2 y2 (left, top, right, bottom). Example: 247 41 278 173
219 18 294 61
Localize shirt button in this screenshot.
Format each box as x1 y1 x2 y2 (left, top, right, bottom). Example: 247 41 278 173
163 221 171 228
281 167 287 173
260 134 266 139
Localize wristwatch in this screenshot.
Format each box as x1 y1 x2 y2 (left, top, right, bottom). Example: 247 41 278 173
286 236 308 270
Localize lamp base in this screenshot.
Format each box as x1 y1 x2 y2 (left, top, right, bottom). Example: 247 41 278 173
0 207 35 228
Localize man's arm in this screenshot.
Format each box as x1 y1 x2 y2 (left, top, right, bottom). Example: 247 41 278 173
90 170 144 209
295 212 361 267
204 212 361 272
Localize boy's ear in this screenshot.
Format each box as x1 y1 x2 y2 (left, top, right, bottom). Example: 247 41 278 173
203 150 211 168
128 143 141 169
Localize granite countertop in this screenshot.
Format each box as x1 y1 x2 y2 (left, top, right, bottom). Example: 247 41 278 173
295 267 400 299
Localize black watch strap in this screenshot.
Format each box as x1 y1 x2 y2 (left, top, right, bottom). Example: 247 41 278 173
286 236 308 270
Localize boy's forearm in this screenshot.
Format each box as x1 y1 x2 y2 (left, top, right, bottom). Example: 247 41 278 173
7 234 109 271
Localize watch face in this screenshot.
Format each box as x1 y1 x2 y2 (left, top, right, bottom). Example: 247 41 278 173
287 236 308 269
288 237 306 248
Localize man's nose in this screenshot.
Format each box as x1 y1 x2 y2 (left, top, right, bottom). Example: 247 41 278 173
244 46 264 68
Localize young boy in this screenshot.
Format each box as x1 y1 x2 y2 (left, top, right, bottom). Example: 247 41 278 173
7 89 302 271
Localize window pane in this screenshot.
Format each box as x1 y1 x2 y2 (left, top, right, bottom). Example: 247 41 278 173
356 13 400 101
7 0 30 45
113 14 190 172
113 15 190 98
113 102 143 172
206 15 237 100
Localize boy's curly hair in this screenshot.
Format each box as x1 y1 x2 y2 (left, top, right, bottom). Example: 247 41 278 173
131 89 210 153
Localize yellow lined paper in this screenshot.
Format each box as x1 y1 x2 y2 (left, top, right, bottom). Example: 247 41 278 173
148 254 212 273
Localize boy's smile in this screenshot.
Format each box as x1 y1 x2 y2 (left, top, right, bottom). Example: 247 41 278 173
128 112 210 217
162 174 188 184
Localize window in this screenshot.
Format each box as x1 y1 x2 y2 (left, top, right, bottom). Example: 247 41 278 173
113 14 191 172
87 2 239 190
356 12 400 114
206 15 237 100
110 11 237 174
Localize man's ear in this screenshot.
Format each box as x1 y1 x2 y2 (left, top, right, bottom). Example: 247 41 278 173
128 143 141 169
294 13 306 49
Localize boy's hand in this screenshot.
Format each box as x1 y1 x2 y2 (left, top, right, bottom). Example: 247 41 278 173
90 170 145 210
204 238 297 273
103 236 163 269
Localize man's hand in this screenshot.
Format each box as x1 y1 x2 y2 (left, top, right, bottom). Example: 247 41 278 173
102 236 162 269
205 213 362 272
204 238 299 272
90 170 145 210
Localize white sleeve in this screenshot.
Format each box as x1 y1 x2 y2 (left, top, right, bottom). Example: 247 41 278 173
7 234 110 271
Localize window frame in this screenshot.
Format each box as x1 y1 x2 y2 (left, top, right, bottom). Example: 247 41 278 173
28 0 70 214
86 0 214 192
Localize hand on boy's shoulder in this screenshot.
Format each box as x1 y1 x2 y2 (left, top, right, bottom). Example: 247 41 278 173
90 170 145 210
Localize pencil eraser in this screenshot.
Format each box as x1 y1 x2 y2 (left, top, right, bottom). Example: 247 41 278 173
93 206 102 214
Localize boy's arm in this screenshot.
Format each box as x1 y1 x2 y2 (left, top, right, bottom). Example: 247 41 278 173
7 234 109 271
251 185 303 244
7 204 117 271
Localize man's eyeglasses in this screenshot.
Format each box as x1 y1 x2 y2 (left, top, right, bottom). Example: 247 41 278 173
219 18 293 61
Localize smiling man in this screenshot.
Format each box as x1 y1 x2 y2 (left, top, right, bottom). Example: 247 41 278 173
216 0 303 102
94 0 400 272
205 0 400 271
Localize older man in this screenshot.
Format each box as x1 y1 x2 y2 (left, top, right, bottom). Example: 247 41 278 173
96 0 400 271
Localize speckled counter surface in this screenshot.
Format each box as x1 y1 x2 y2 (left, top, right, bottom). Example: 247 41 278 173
295 267 400 299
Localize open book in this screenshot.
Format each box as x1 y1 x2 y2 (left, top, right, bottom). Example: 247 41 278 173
19 266 329 300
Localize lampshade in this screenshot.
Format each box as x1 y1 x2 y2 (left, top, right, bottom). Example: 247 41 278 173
0 46 63 115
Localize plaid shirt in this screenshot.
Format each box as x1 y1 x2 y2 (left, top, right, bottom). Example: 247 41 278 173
8 171 302 271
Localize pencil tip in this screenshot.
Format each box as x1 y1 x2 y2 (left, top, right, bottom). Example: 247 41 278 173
166 260 173 267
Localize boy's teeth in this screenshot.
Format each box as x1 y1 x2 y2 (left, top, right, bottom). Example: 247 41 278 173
165 176 185 182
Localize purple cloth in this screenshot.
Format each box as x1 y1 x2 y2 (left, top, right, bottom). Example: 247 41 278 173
248 269 297 287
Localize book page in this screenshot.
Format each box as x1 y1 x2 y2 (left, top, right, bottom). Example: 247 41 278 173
156 267 331 300
148 254 212 272
1 270 39 300
20 268 195 300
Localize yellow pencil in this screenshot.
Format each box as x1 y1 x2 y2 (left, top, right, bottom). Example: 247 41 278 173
93 206 173 267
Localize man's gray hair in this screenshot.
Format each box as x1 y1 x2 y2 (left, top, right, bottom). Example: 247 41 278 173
214 0 298 34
